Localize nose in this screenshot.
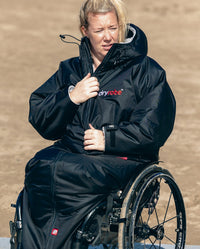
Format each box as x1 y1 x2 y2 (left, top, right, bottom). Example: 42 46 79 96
103 30 112 41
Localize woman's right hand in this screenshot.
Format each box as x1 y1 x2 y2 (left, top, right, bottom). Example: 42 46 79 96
69 73 99 105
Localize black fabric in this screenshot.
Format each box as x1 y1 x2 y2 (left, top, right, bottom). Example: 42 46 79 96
22 24 176 248
23 146 149 249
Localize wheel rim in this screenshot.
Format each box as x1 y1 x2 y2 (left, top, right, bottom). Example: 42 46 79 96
120 172 186 249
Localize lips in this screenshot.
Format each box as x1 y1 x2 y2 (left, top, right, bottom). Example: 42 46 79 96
102 44 113 51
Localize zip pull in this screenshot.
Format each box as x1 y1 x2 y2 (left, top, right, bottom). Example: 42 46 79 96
59 34 81 46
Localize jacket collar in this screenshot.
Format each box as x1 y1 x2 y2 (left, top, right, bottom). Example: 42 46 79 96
79 24 148 77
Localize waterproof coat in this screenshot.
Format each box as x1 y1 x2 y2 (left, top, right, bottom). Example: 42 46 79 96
22 24 176 249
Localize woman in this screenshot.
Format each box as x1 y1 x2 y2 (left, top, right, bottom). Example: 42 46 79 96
22 0 176 248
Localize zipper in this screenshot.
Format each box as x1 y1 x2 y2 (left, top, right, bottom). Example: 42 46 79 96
45 152 62 249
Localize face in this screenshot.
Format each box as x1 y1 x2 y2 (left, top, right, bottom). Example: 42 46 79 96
81 10 119 65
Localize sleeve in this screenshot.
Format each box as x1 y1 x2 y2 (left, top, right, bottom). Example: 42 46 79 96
103 70 176 157
29 61 79 140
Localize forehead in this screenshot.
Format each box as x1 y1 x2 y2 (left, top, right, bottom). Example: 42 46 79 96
87 10 118 28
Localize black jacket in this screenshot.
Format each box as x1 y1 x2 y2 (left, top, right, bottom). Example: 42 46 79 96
29 24 176 161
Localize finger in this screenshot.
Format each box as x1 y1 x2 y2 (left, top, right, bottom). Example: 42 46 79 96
87 91 98 98
88 76 97 80
91 79 99 86
83 139 90 146
84 144 96 150
84 139 95 148
84 132 92 140
89 123 95 130
84 129 96 138
86 76 99 84
83 72 91 80
89 85 99 92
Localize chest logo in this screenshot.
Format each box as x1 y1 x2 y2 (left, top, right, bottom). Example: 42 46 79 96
98 89 124 97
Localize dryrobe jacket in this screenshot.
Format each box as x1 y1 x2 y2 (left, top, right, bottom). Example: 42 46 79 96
22 24 176 249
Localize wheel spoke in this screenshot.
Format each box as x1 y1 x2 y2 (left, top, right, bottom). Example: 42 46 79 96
146 209 151 224
163 215 179 225
159 239 162 249
148 237 157 249
164 234 176 245
163 191 172 223
154 206 160 225
143 239 146 249
151 214 179 230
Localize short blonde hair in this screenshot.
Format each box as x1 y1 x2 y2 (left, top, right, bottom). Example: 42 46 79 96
79 0 127 42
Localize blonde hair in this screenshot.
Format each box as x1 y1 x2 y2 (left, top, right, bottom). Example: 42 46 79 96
79 0 127 42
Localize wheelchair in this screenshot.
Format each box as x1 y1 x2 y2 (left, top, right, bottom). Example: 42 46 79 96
9 163 186 249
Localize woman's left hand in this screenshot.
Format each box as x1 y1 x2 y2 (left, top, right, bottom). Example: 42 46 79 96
84 124 105 151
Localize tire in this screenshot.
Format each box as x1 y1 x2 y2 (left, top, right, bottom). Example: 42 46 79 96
118 165 186 249
10 190 23 249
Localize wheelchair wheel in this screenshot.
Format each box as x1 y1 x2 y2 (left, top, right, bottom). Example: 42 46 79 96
118 165 186 249
10 190 23 249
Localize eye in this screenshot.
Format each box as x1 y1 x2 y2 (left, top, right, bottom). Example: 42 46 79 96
109 26 118 31
94 29 103 33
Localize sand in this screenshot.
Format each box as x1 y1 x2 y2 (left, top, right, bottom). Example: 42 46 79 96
0 0 200 245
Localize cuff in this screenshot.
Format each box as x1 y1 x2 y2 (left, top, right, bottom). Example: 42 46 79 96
68 85 80 106
103 124 118 150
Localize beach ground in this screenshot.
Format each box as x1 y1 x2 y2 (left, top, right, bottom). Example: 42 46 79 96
0 0 200 245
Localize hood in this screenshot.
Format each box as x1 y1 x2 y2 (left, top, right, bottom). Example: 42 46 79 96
79 24 148 76
122 23 148 59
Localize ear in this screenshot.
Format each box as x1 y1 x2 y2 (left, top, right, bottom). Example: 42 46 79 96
81 26 88 36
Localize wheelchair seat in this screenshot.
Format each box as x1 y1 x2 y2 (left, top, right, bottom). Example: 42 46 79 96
10 163 186 249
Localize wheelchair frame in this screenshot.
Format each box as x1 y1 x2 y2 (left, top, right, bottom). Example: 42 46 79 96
10 164 186 249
